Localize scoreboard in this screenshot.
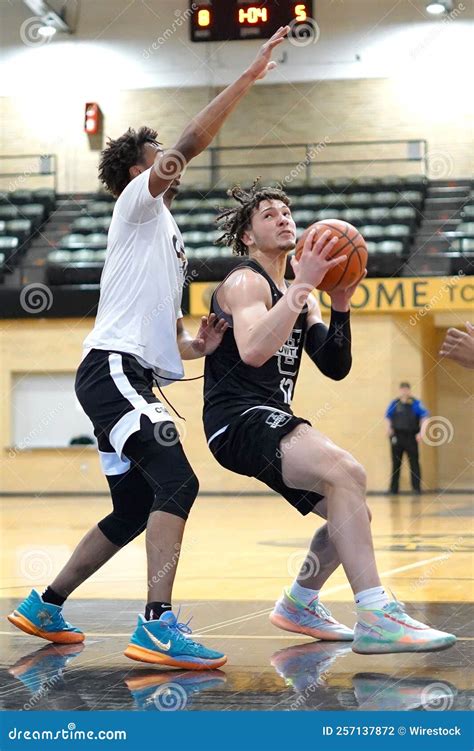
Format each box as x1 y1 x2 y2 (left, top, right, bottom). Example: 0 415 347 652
190 1 314 42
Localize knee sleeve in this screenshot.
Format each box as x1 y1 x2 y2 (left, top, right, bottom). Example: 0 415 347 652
99 466 154 547
123 417 199 521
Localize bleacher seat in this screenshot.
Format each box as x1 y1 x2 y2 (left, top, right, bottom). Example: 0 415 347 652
0 236 19 266
10 189 33 205
0 206 19 221
33 188 56 213
457 222 474 237
18 204 46 230
5 219 32 246
58 233 89 250
71 217 99 234
86 201 114 217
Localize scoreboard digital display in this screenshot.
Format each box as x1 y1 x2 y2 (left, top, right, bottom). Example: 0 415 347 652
190 1 314 42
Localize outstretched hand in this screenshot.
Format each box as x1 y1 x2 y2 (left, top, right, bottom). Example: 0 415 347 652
246 26 290 81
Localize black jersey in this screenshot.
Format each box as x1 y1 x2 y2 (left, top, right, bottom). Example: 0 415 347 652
203 259 309 440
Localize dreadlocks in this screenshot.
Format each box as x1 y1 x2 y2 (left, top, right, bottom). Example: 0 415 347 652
215 179 291 256
98 127 161 197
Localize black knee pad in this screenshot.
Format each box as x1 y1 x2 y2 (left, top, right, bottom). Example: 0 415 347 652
98 512 147 547
99 465 154 547
123 417 199 521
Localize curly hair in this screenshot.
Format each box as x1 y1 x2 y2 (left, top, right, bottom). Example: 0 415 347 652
98 126 161 197
215 179 291 256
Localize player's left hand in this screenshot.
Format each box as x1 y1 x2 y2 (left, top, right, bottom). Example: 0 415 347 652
246 26 289 81
439 322 474 369
415 432 422 443
328 269 367 311
192 313 229 356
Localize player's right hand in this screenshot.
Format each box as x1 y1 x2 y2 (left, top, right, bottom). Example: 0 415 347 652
246 26 289 81
290 228 347 291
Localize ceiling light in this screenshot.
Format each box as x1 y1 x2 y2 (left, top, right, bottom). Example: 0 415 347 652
37 25 56 38
426 2 450 14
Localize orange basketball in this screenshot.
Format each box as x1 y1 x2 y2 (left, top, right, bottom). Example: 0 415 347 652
294 218 368 292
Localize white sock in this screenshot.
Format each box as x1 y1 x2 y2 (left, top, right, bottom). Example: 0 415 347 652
289 580 320 606
355 586 389 612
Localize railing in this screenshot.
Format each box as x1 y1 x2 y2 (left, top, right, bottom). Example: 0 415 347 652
0 154 57 192
183 139 428 190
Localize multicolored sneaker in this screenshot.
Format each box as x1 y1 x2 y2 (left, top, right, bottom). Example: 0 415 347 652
349 672 458 711
125 669 226 711
7 590 84 644
272 641 352 693
353 600 456 654
124 610 227 670
270 589 354 641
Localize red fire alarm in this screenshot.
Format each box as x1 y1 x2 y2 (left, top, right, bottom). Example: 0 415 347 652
84 103 102 135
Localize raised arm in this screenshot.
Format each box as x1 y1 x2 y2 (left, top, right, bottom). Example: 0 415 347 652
149 26 289 198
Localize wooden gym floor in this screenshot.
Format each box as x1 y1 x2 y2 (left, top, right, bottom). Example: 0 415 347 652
0 492 472 711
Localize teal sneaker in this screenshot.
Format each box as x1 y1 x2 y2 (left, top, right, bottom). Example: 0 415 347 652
353 600 456 654
9 643 84 706
125 669 226 710
7 590 84 644
124 610 227 670
270 588 354 641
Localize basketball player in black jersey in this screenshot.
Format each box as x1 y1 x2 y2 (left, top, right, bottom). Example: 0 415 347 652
203 182 456 654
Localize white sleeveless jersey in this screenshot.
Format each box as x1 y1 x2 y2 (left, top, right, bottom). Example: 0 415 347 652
83 168 188 386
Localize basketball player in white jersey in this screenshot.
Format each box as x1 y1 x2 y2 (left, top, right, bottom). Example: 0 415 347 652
8 27 290 670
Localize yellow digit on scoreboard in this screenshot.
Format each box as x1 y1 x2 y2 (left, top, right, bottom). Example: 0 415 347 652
295 3 307 21
198 8 211 27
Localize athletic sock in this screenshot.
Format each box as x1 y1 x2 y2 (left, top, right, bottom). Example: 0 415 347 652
41 586 66 607
289 580 321 607
355 586 389 613
145 602 172 621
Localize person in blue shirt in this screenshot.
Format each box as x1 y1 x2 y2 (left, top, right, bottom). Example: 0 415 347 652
384 382 429 495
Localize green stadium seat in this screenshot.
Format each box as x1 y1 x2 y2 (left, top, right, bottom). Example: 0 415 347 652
373 192 398 206
457 222 474 237
386 224 411 237
390 206 417 223
366 207 390 223
378 240 404 254
5 219 32 244
33 188 56 213
397 190 423 206
84 233 108 249
74 249 97 262
317 209 343 220
292 209 315 224
347 193 372 207
86 202 114 217
58 233 88 250
72 217 98 233
10 189 33 205
360 225 384 238
48 249 72 263
19 203 46 229
0 206 19 221
94 216 111 231
340 208 365 224
0 236 19 263
461 205 474 220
